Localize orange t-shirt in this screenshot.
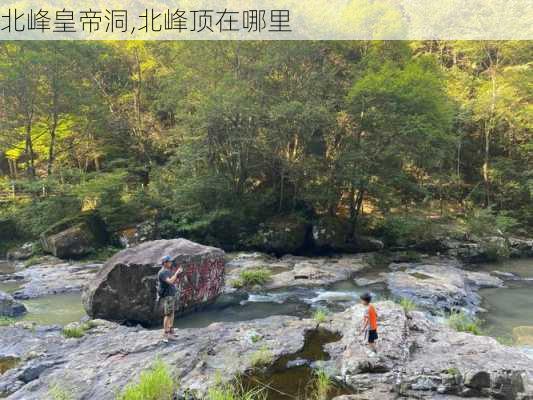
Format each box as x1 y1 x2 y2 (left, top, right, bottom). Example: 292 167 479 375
367 304 378 330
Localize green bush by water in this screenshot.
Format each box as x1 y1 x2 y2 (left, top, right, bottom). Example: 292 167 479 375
0 317 15 327
117 359 177 400
398 298 416 313
312 369 332 400
447 312 481 335
250 345 274 368
231 269 272 289
313 308 329 324
206 379 267 400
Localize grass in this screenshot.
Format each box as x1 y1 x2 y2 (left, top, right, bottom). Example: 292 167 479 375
447 311 481 335
445 367 460 376
311 369 332 400
62 326 86 339
313 308 329 324
495 334 514 346
231 269 272 289
117 359 177 400
61 321 98 338
0 316 15 327
206 379 267 400
49 384 72 400
250 345 274 368
23 255 42 268
398 298 416 313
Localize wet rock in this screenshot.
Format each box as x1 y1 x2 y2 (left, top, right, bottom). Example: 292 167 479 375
40 212 108 259
386 262 500 313
226 253 368 291
9 260 102 299
82 239 225 325
0 291 26 317
464 370 491 389
354 276 386 287
492 270 520 280
6 243 33 261
508 237 533 258
465 271 505 288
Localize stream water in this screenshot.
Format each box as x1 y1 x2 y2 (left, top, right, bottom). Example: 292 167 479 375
474 258 533 342
241 329 351 400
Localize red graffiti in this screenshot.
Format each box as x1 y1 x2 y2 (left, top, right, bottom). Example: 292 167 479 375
172 258 225 311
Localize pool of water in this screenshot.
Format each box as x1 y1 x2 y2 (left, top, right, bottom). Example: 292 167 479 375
18 293 87 326
0 280 22 294
241 329 351 400
476 258 533 343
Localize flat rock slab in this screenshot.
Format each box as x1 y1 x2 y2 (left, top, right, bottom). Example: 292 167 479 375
6 260 102 300
1 302 532 400
82 239 225 325
386 262 503 313
226 253 368 290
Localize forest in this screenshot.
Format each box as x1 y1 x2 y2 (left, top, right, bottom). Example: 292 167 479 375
0 41 531 255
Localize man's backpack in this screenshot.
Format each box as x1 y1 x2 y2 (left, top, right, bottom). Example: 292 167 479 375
155 270 166 301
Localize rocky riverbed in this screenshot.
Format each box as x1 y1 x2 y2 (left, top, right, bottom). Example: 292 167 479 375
1 302 532 399
1 243 533 400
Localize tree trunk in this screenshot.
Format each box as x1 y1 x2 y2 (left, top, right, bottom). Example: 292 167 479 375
24 109 35 178
483 68 497 207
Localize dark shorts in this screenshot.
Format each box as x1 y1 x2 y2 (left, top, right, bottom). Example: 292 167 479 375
368 330 378 343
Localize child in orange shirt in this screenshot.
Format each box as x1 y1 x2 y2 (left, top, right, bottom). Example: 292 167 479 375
360 292 378 353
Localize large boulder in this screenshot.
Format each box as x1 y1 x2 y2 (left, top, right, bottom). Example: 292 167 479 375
82 239 225 325
40 212 108 259
0 291 26 317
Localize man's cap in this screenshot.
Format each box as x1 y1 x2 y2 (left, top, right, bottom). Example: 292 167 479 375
360 292 372 302
161 255 172 265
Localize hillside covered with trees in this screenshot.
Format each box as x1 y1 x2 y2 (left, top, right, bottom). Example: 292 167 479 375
0 41 531 256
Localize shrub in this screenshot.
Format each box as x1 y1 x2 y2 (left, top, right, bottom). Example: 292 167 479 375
206 379 266 400
398 298 416 313
250 345 274 368
49 384 72 400
62 326 85 339
313 308 329 324
312 369 331 400
0 317 15 327
118 359 177 400
465 208 519 237
447 312 481 335
376 215 438 247
232 269 271 289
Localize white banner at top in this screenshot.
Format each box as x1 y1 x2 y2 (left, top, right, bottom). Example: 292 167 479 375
0 0 532 40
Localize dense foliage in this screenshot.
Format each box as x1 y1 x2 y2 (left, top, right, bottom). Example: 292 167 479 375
0 41 531 250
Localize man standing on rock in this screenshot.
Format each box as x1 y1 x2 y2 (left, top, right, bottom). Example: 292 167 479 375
158 255 183 340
